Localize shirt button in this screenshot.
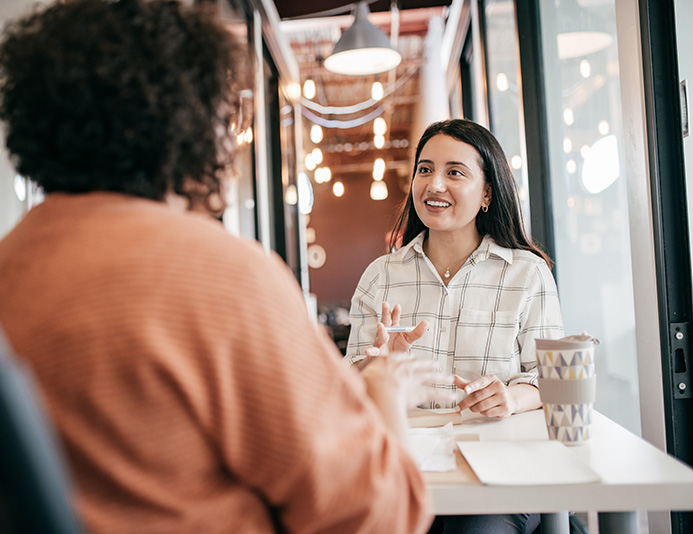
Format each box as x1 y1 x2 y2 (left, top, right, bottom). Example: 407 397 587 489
434 403 441 409
437 366 443 372
441 327 447 332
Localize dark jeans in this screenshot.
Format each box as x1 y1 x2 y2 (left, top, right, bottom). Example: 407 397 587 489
427 513 541 534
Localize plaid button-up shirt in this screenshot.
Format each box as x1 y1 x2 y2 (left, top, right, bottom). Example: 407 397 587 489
346 232 564 390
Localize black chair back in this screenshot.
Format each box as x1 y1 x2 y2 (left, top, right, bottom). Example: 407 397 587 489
0 328 83 534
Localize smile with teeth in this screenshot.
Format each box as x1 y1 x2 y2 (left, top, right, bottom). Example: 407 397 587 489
425 200 451 208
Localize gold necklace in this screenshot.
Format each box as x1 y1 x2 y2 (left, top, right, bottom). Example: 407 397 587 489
424 241 475 280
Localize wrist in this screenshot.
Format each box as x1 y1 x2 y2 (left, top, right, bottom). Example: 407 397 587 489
507 383 542 414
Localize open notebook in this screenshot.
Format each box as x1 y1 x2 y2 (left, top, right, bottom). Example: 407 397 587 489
457 440 601 485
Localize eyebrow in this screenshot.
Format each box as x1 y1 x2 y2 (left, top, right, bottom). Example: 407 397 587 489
417 159 473 170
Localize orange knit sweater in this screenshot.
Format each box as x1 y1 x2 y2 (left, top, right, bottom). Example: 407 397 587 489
0 192 431 534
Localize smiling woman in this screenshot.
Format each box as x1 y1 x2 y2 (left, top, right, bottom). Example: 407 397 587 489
345 119 565 533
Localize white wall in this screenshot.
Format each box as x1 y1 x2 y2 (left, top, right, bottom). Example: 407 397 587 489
0 129 24 239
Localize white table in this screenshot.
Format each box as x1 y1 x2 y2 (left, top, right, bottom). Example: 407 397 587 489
414 409 693 533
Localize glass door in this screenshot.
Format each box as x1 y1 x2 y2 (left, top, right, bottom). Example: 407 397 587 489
483 0 531 231
640 0 693 531
217 0 257 240
521 0 693 531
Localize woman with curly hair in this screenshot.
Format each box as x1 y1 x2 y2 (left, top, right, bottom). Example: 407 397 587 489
0 1 450 532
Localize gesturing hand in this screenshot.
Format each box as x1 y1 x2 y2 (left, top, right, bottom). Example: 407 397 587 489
362 353 456 410
360 354 455 442
364 302 428 357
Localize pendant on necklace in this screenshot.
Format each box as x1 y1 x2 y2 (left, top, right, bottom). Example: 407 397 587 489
444 267 451 279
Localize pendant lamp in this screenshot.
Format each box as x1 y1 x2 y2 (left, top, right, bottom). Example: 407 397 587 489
556 0 612 60
324 1 401 76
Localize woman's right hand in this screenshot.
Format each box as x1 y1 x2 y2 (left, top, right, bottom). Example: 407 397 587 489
364 302 428 357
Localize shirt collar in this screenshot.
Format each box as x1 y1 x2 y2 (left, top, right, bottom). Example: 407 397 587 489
405 231 427 258
473 235 514 264
406 231 514 265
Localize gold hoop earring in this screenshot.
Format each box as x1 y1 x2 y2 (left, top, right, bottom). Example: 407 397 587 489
482 205 489 213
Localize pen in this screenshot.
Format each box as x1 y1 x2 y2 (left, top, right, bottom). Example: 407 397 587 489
384 326 416 333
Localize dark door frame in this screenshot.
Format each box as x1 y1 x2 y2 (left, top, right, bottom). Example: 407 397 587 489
514 0 556 270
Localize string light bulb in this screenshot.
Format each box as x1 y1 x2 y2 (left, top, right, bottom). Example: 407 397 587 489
373 117 387 136
371 80 384 101
370 180 388 200
311 147 323 164
304 153 317 171
285 184 298 205
373 158 385 180
310 124 323 144
315 166 332 183
287 82 301 101
303 79 316 100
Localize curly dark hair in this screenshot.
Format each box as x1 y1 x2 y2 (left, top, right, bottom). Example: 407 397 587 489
0 0 248 206
390 119 552 268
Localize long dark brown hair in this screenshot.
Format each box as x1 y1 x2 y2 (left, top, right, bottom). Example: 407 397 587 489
389 119 552 268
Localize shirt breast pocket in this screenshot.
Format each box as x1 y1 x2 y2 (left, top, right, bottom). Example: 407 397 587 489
455 309 520 376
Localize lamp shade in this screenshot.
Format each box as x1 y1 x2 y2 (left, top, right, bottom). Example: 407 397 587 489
556 31 612 60
556 0 612 60
324 2 401 76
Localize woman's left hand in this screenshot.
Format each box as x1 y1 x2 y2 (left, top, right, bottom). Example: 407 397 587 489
453 374 517 418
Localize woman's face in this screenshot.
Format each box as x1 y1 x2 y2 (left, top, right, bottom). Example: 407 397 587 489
411 134 491 238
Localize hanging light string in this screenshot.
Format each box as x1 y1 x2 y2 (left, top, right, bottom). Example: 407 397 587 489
282 1 359 20
299 65 420 116
301 105 387 130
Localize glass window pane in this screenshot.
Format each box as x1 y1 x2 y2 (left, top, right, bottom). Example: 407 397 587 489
539 0 640 434
219 1 256 240
484 0 531 230
278 93 302 282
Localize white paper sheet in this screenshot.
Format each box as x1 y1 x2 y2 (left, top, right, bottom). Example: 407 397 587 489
408 422 456 472
457 440 601 485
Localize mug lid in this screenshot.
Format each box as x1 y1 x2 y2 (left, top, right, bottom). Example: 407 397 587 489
536 331 600 350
